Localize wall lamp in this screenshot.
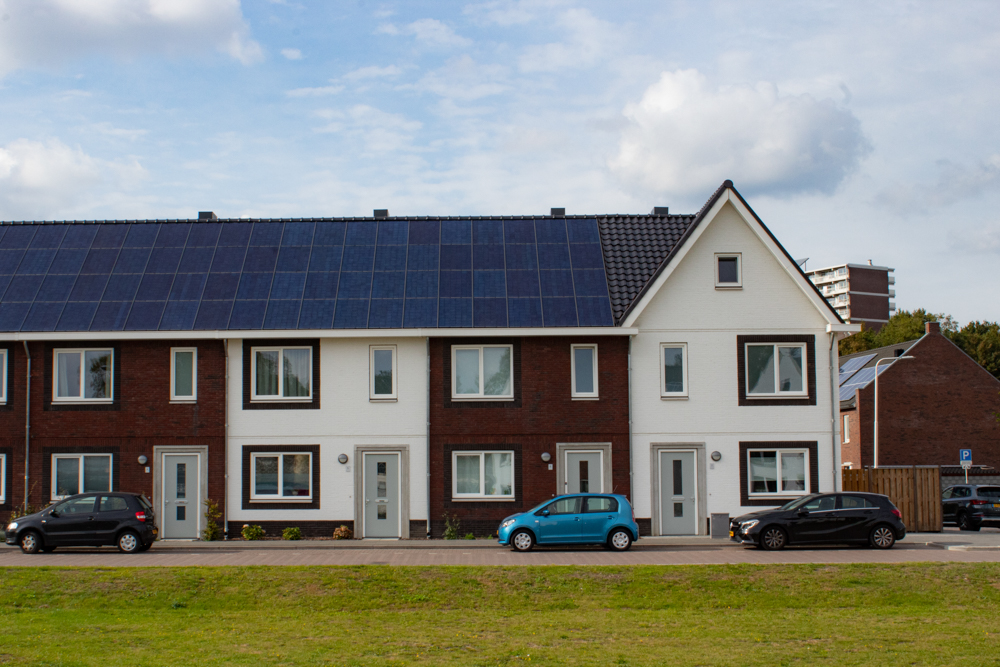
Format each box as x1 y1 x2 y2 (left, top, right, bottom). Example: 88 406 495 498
540 452 551 462
338 454 349 464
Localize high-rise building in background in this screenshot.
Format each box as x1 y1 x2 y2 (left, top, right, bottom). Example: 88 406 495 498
805 261 895 329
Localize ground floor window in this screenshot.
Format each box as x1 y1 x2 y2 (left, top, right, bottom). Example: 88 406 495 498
0 453 5 504
452 451 514 499
51 454 112 500
251 452 313 500
747 449 809 497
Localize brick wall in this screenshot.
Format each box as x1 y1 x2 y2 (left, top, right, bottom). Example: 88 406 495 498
848 293 890 322
847 267 889 294
840 406 861 468
428 336 630 537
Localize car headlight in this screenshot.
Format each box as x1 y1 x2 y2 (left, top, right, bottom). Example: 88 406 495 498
6 522 17 532
740 520 759 531
500 519 516 529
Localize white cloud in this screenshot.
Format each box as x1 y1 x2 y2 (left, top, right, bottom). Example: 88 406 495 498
312 105 422 154
280 48 303 60
875 155 1000 213
0 138 146 219
377 18 471 48
409 56 508 101
518 8 617 72
0 0 262 77
89 123 149 141
949 222 1000 255
343 65 403 81
609 69 871 199
464 0 568 26
285 84 344 97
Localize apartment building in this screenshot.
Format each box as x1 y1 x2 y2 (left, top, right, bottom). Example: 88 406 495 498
805 262 895 329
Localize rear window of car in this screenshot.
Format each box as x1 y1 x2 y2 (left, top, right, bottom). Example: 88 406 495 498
585 497 619 513
977 487 1000 500
136 495 153 511
840 495 875 509
99 496 129 512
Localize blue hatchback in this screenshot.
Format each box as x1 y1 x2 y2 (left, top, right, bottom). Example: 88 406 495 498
497 494 639 552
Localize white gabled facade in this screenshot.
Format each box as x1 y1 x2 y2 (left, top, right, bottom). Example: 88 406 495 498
625 190 857 535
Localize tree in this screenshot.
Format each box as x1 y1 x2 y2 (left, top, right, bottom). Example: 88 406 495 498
949 321 1000 379
838 309 953 356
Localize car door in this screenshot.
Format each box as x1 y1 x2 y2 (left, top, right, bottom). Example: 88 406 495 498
95 495 133 545
42 495 99 545
578 496 618 542
941 487 955 522
836 495 878 542
786 495 838 543
535 497 583 544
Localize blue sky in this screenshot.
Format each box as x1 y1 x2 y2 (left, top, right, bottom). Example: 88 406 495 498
1 0 998 321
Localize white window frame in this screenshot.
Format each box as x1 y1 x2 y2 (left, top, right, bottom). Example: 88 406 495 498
451 450 516 500
0 349 7 404
715 252 742 289
250 346 313 402
249 452 313 501
369 345 397 401
747 448 810 498
50 453 113 501
744 343 808 398
450 344 514 401
843 414 850 443
659 343 688 399
0 453 5 504
570 344 599 399
52 348 114 403
170 347 198 403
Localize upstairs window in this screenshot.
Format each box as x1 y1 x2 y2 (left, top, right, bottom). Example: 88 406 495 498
53 349 112 402
660 343 688 398
570 344 598 399
252 347 312 401
715 253 742 288
0 453 5 504
745 343 807 397
52 453 112 500
170 347 197 402
843 414 850 443
0 349 6 404
370 345 397 400
451 345 513 400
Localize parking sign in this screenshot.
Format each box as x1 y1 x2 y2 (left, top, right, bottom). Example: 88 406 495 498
960 449 972 471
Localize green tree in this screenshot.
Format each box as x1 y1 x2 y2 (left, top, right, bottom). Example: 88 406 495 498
838 309 954 357
949 321 1000 379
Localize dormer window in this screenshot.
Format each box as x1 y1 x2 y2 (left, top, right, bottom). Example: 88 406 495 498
715 253 742 289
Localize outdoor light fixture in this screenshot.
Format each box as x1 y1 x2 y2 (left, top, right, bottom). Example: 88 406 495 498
137 455 148 465
338 454 349 464
540 452 551 462
711 451 722 462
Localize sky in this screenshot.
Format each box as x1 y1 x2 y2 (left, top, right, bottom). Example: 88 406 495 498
0 0 998 322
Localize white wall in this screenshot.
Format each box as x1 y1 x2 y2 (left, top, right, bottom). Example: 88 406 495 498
227 337 428 525
630 201 837 526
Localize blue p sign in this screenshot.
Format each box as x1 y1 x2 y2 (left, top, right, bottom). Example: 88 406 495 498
960 449 972 462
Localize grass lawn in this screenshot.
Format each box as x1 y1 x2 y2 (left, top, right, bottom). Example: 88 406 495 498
1 564 998 666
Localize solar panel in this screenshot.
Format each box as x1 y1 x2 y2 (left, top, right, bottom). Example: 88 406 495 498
839 353 876 379
838 364 892 401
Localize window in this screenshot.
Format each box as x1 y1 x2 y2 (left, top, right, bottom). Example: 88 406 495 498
540 497 581 515
747 449 809 497
251 452 312 500
0 453 5 504
251 347 312 401
0 349 6 404
745 343 807 397
840 495 875 509
800 495 834 511
977 487 1000 500
99 496 129 512
452 451 514 499
51 454 112 500
54 495 98 515
660 343 688 398
53 349 112 402
715 253 742 288
370 345 397 400
571 344 598 398
451 345 513 400
843 414 850 442
170 347 197 402
584 496 618 513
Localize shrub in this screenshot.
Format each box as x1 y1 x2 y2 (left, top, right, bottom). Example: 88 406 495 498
464 532 475 540
241 524 265 541
443 513 461 540
201 499 223 541
332 525 353 540
282 527 302 541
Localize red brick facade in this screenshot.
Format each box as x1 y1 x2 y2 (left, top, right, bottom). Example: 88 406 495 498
841 325 1000 470
428 336 631 537
0 340 226 527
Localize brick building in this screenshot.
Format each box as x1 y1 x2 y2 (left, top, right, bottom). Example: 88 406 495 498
839 321 1000 470
806 262 895 329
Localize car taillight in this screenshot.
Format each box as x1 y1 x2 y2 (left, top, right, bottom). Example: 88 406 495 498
891 509 902 519
970 499 988 506
135 511 146 522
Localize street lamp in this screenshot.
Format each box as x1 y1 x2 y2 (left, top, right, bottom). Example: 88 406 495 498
873 355 914 468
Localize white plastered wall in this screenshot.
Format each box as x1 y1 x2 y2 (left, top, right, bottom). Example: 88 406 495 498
227 337 428 526
630 200 836 530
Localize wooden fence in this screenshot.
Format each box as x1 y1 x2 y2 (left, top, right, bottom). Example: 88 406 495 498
841 466 942 532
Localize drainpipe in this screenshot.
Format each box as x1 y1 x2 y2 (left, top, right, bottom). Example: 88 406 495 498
627 336 634 501
829 332 840 492
22 341 30 509
425 337 431 539
223 339 229 540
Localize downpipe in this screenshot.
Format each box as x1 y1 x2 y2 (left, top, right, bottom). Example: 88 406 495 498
829 332 840 492
22 341 30 508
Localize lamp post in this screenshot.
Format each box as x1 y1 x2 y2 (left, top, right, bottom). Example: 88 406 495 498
873 355 914 468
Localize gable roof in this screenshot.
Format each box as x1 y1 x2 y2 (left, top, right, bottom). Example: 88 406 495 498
838 340 919 407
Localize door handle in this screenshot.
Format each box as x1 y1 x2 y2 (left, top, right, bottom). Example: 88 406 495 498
574 517 580 521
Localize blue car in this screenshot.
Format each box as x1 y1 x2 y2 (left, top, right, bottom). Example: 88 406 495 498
497 494 639 552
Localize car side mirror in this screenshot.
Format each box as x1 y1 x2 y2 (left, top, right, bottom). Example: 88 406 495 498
539 510 550 517
797 510 809 516
49 510 58 518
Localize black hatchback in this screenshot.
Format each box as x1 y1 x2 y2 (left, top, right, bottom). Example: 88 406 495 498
5 492 157 554
730 492 907 550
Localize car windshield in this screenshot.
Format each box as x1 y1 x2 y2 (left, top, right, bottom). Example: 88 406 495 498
777 494 821 511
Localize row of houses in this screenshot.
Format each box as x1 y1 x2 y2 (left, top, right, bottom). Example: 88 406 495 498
0 181 859 539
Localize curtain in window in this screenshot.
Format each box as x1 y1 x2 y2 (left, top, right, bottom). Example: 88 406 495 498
456 455 480 494
483 347 511 396
85 351 111 399
484 453 513 496
282 454 311 496
174 351 194 396
777 347 803 392
574 348 594 393
56 458 79 496
455 349 480 395
747 346 775 394
83 456 111 492
663 347 684 392
256 351 279 396
283 349 311 397
254 456 279 495
781 452 806 491
749 451 778 493
373 349 393 395
57 352 81 398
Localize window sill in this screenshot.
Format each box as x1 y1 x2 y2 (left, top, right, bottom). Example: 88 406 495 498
369 397 398 403
249 498 314 504
715 285 742 290
571 396 599 401
170 399 197 404
660 395 689 400
250 398 313 403
450 497 517 502
51 400 113 405
745 395 809 400
450 397 515 402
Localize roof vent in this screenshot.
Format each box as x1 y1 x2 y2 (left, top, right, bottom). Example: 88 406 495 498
198 211 217 220
650 206 669 215
374 209 389 219
550 207 565 218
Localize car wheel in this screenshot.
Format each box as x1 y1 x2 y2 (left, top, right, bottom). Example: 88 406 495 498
607 529 632 552
957 512 981 532
760 526 787 551
19 531 41 554
117 531 141 554
870 524 896 549
510 529 534 552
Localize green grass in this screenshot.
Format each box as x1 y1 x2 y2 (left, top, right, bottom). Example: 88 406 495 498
1 564 998 665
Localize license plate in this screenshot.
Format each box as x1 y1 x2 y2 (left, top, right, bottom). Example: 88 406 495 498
152 528 158 536
729 530 734 537
994 504 1000 509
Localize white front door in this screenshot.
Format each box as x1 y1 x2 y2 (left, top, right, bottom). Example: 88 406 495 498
659 450 697 535
162 453 200 539
565 450 603 494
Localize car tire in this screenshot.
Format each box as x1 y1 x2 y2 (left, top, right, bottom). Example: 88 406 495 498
607 529 632 552
510 529 534 552
19 531 42 555
759 526 787 551
117 531 141 554
957 512 981 532
869 524 896 549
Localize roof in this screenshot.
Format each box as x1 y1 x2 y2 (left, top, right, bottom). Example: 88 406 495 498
806 263 894 275
838 340 919 406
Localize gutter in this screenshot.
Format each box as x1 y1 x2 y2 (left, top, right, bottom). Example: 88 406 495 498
829 332 841 492
22 341 30 509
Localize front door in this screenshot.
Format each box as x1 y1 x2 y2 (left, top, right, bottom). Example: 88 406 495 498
364 453 400 538
162 454 199 539
659 451 697 535
566 451 603 494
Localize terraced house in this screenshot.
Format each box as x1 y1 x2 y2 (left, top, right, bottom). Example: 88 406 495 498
0 182 856 539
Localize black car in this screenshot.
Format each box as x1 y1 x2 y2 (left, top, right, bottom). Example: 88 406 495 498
730 492 906 550
942 484 1000 531
5 492 157 554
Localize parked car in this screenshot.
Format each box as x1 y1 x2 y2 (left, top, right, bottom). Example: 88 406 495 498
942 485 1000 531
497 494 639 552
730 492 906 550
5 492 157 554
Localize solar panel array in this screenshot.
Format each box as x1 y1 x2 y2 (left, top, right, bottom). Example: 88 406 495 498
838 353 876 381
0 218 615 331
838 364 891 401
